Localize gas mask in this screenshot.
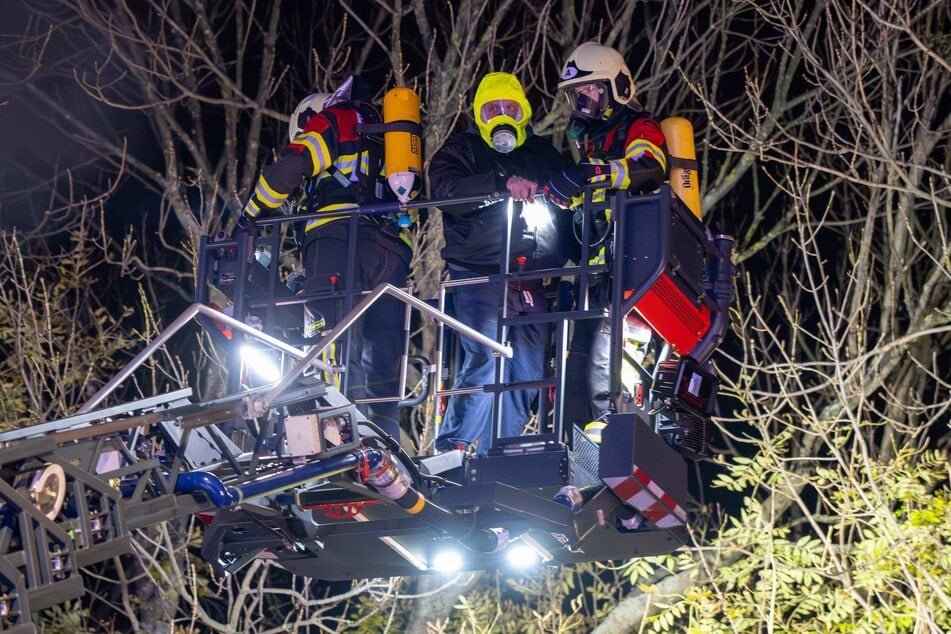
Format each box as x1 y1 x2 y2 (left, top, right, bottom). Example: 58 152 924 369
566 117 590 141
473 73 532 152
563 82 610 141
491 124 518 153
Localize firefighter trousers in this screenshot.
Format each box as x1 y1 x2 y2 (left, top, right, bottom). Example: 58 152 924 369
300 220 411 440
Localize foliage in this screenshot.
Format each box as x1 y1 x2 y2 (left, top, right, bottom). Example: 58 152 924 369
650 449 951 633
0 206 137 428
1 0 948 631
392 565 623 633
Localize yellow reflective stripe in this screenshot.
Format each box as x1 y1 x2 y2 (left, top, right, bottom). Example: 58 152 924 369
319 344 341 390
297 131 332 176
333 152 360 176
253 179 287 209
257 175 286 202
303 202 359 232
625 139 668 172
609 159 630 189
243 198 261 217
405 496 426 514
587 246 606 266
583 420 605 443
585 158 610 185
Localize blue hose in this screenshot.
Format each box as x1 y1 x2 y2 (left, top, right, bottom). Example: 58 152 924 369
175 452 360 508
175 471 239 507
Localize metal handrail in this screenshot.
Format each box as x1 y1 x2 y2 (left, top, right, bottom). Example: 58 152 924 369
77 303 337 414
79 284 512 419
256 283 513 414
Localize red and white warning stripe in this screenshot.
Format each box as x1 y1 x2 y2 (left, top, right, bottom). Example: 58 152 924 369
603 466 687 529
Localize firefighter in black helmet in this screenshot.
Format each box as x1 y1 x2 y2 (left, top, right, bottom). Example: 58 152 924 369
234 75 411 441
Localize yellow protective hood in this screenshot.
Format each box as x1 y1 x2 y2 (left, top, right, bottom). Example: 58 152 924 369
473 72 532 149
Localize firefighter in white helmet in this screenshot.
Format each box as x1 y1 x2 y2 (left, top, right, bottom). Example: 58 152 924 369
545 42 668 204
233 76 412 441
287 92 331 143
544 42 669 441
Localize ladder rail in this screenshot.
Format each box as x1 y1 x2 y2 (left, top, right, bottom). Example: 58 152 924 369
259 283 513 412
77 303 337 415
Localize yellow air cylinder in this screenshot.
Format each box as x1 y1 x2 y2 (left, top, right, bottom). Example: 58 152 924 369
660 116 701 218
383 87 422 204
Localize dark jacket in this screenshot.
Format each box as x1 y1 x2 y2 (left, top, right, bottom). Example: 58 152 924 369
429 128 570 274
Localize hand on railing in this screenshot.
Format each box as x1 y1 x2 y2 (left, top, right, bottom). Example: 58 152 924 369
505 175 538 201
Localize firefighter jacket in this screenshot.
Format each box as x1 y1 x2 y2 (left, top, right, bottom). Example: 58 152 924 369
585 107 668 194
573 108 669 267
242 102 397 238
429 128 571 275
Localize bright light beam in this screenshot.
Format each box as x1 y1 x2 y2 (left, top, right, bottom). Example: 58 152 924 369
241 345 282 384
431 549 464 573
520 199 553 231
506 542 541 569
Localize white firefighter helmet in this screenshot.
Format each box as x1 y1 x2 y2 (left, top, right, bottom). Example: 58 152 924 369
558 42 639 118
288 92 331 142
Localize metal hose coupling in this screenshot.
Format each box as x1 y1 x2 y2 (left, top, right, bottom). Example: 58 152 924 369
356 447 412 499
356 447 506 553
552 485 603 513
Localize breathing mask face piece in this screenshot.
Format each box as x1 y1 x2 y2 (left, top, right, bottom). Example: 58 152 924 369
566 117 589 141
491 124 517 153
473 72 532 151
563 81 609 127
563 81 612 141
480 99 523 124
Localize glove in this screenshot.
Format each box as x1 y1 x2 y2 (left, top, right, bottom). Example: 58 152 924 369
230 213 258 240
543 164 589 208
230 213 258 261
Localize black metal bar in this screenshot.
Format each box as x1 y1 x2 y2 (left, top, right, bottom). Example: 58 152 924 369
195 234 210 305
499 307 606 327
552 318 568 445
263 225 283 332
610 191 627 416
481 377 556 393
486 263 611 285
496 432 559 445
340 211 361 398
578 190 593 311
247 192 509 230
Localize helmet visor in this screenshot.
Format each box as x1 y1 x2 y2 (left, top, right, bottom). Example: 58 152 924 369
562 82 608 120
479 99 524 124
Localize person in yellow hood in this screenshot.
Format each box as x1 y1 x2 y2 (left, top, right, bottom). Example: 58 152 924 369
429 72 571 456
473 72 532 154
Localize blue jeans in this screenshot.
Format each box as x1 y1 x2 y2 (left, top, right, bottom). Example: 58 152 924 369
436 267 548 455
